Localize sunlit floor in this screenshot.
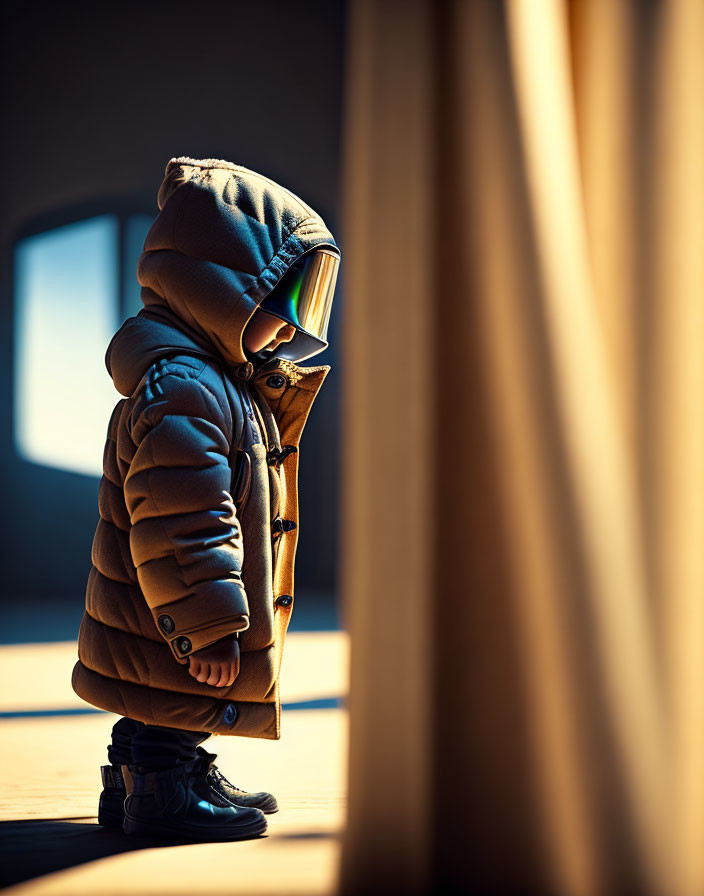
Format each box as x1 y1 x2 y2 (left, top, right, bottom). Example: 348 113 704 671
0 609 349 896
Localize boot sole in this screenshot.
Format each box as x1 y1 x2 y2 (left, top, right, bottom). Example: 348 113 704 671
102 804 277 825
102 799 277 825
225 796 279 815
123 812 268 841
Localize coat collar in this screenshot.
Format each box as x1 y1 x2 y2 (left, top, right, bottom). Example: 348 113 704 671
244 357 331 448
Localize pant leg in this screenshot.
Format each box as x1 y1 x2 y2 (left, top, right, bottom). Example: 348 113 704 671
108 716 210 769
107 716 142 766
130 723 211 770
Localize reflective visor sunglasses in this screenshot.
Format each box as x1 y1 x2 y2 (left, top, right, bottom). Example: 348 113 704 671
256 246 340 362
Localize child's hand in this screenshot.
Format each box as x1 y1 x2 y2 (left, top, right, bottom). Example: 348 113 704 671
188 636 240 687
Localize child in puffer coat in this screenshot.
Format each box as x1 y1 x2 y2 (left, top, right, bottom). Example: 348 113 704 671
71 157 341 841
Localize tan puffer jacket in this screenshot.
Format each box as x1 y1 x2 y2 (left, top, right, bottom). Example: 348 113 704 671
71 157 338 739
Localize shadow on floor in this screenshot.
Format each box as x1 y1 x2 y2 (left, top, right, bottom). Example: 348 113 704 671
0 818 336 888
0 818 182 888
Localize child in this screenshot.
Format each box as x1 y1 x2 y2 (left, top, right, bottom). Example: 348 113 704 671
71 156 341 841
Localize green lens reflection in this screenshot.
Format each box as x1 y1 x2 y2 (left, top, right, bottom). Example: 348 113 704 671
268 264 304 327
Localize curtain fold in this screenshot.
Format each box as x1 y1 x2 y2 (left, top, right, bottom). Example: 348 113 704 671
337 1 704 894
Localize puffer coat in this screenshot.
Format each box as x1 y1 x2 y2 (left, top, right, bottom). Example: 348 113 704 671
71 157 338 739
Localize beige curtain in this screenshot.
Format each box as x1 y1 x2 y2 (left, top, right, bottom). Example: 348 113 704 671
336 1 704 894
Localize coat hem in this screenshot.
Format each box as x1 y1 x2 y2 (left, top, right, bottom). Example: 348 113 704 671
72 660 280 740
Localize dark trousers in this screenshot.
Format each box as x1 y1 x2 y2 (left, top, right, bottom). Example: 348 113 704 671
107 716 211 770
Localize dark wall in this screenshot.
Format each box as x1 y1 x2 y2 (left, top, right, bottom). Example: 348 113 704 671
0 1 345 604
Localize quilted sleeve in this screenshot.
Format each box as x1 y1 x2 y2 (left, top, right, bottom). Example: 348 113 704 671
124 363 249 665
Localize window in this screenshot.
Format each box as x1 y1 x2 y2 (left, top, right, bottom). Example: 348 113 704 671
13 212 154 476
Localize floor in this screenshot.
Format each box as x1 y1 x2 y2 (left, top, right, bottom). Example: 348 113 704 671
0 596 349 896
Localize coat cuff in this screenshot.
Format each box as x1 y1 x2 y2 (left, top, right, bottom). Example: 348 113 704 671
150 581 250 664
165 617 248 664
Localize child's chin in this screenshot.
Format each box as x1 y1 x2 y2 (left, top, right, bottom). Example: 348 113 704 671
244 345 275 364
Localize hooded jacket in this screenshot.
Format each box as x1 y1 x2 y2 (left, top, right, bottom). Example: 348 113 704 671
71 157 339 739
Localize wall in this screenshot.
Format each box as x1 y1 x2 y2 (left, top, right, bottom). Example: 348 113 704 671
0 1 345 616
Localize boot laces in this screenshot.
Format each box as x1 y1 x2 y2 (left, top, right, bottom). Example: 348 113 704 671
208 765 249 796
194 746 249 795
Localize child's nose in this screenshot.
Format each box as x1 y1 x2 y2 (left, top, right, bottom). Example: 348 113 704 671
276 324 296 344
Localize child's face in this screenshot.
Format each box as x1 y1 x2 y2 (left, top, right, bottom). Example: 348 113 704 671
243 309 296 353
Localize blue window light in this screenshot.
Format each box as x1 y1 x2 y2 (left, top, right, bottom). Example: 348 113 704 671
14 212 154 477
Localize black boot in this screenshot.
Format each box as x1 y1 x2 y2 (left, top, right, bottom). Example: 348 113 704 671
122 756 267 841
98 751 278 828
98 764 128 829
196 747 279 814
